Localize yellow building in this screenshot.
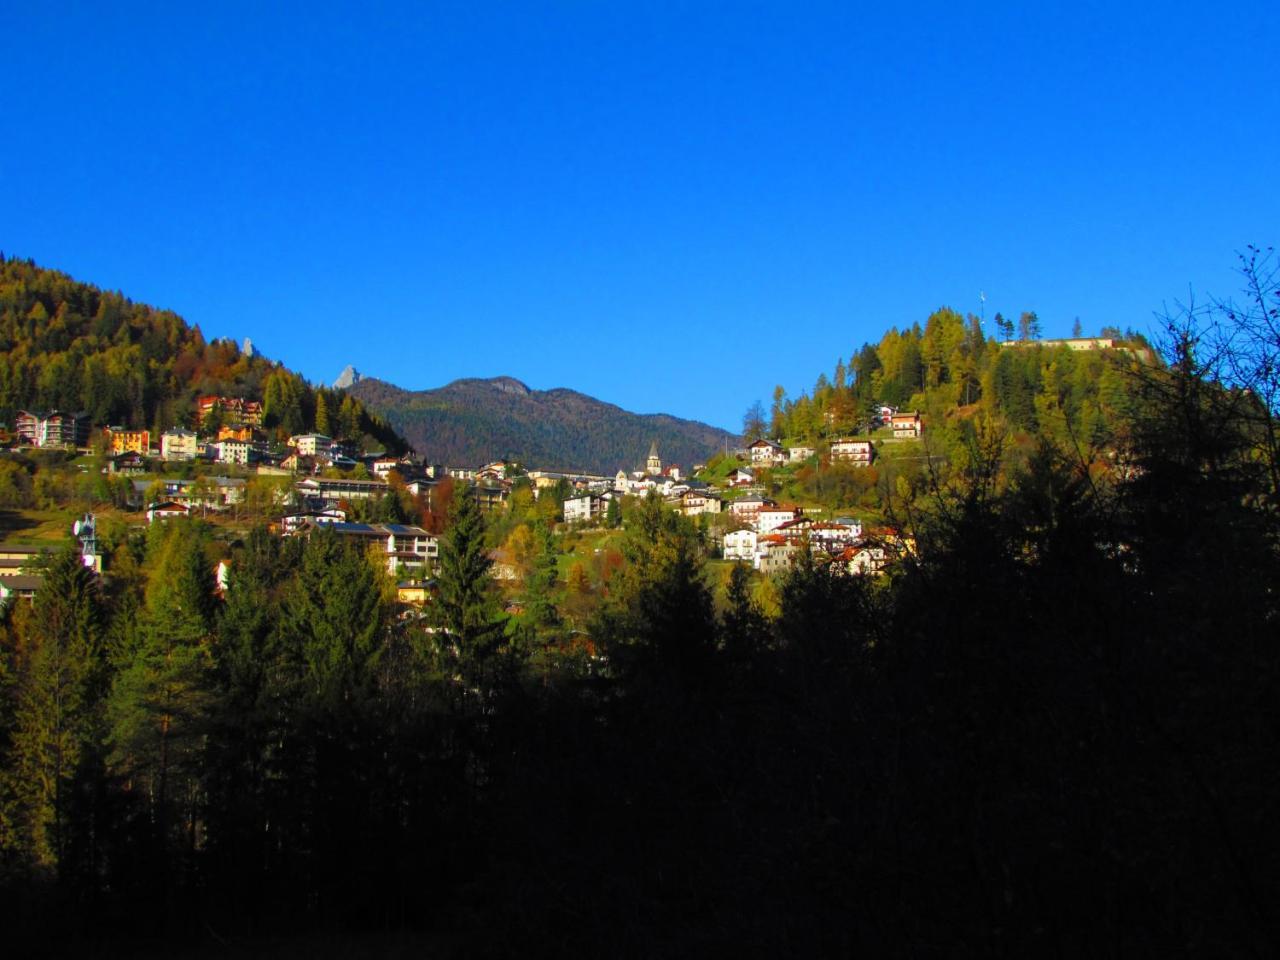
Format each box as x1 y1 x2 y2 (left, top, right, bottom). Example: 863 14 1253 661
105 427 150 455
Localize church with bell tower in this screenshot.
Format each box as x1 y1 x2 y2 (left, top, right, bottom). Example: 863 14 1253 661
646 440 662 476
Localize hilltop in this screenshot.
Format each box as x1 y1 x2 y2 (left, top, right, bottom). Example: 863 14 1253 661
346 375 737 473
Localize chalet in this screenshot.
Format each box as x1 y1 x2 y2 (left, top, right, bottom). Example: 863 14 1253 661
726 467 755 487
161 428 199 460
749 439 785 465
890 412 922 439
788 445 816 462
197 396 263 427
672 489 721 517
830 438 875 465
147 500 190 523
105 426 151 455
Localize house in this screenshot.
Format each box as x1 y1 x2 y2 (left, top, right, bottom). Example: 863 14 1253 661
564 494 608 524
723 528 758 562
146 500 190 523
217 423 262 444
890 412 922 438
487 548 520 581
0 575 43 604
728 496 774 522
295 476 390 504
757 504 802 534
213 439 252 465
161 428 199 461
673 489 721 516
289 434 334 457
296 520 438 577
0 543 50 567
788 445 815 462
810 519 863 547
196 395 263 427
472 485 509 512
15 410 91 448
726 467 755 487
279 507 347 535
757 537 800 575
107 450 148 475
830 438 874 465
397 580 431 605
841 544 889 576
104 426 151 455
749 439 785 465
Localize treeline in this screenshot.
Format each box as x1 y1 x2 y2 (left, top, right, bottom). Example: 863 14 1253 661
3 278 1279 954
759 305 1152 453
0 256 404 452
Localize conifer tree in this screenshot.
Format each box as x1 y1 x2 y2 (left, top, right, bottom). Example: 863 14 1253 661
434 486 502 680
5 546 104 875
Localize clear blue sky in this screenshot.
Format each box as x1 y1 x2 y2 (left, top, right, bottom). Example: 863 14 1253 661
3 2 1276 431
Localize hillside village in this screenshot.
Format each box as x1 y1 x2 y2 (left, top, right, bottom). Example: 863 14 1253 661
0 391 929 607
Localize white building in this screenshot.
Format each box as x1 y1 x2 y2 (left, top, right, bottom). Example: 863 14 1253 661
723 528 758 562
757 505 801 534
788 445 815 462
161 428 199 461
564 494 608 524
830 438 874 465
289 433 334 456
214 439 251 465
749 439 784 465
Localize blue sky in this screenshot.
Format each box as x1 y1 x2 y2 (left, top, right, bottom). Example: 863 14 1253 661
3 2 1276 431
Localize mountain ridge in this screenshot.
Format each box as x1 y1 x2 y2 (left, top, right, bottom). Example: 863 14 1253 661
345 375 737 473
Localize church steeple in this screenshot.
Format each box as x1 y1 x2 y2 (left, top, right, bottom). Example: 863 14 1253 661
646 440 662 476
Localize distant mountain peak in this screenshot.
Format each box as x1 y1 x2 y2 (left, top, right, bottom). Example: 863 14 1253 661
334 364 363 389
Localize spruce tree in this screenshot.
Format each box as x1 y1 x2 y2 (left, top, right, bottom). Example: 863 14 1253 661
434 485 502 685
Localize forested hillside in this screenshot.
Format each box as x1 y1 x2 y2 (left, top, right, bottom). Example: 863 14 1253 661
760 306 1153 455
0 256 405 451
347 375 737 472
